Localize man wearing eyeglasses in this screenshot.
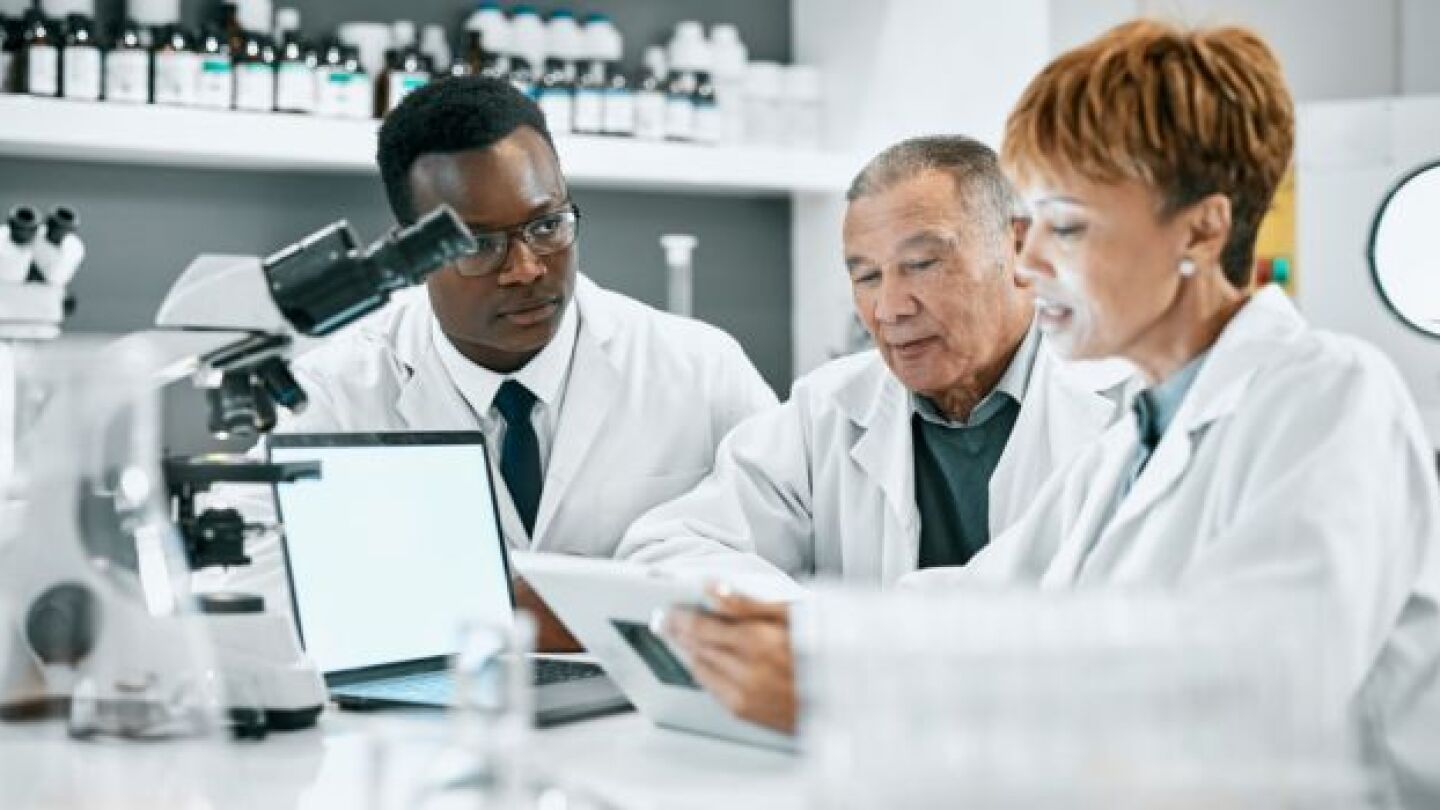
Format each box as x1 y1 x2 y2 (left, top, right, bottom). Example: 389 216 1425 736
222 77 776 647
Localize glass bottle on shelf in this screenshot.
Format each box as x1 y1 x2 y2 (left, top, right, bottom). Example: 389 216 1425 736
572 57 604 135
341 45 371 119
152 24 199 107
61 13 102 101
694 70 720 146
376 38 429 118
634 45 667 141
506 53 535 98
104 18 151 104
194 24 234 110
233 32 276 113
273 9 315 114
21 8 60 98
536 56 572 135
0 17 16 94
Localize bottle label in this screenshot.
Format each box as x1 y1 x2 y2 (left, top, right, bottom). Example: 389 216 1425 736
635 91 666 140
386 72 428 113
315 67 351 117
234 63 275 111
695 103 721 145
347 73 373 119
664 96 694 141
538 91 574 135
573 88 604 134
104 50 149 103
61 46 102 101
602 90 635 136
276 62 315 112
154 51 199 106
26 45 60 96
195 56 233 109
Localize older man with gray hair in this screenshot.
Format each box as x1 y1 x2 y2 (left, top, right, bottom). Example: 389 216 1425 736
621 135 1123 586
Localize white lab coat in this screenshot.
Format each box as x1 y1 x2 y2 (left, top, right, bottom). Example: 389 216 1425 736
903 287 1440 808
617 337 1128 589
208 274 776 603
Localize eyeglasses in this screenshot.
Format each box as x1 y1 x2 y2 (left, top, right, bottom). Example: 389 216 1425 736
452 205 582 278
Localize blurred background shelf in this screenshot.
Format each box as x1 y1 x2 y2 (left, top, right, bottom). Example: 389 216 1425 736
0 95 857 195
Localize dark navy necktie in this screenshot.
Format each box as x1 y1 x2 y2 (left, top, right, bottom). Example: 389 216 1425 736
494 379 542 535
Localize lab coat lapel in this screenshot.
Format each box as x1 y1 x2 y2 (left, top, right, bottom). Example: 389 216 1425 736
530 289 620 547
1099 291 1290 540
393 303 476 430
840 361 920 580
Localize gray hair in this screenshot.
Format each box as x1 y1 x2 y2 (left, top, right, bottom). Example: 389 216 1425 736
847 135 1021 248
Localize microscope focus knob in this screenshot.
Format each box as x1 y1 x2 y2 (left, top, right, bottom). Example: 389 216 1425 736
25 583 99 666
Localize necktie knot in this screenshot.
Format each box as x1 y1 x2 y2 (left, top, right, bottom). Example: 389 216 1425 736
494 379 537 424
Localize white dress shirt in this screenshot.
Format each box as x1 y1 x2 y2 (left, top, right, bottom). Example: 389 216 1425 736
430 296 580 475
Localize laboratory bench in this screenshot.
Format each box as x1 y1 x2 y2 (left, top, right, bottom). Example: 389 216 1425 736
0 707 804 809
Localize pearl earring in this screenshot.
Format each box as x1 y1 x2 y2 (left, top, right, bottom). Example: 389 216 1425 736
1179 258 1197 278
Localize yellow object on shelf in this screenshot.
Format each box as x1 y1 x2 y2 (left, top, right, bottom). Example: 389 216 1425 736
1254 168 1296 294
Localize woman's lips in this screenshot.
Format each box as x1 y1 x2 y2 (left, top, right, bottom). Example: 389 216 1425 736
1035 297 1074 331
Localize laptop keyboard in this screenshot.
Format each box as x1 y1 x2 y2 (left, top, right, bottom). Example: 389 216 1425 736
337 659 604 706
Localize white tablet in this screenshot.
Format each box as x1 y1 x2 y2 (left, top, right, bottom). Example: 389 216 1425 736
513 552 798 751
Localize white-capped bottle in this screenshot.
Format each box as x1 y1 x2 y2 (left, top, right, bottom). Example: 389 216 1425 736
634 45 666 141
544 8 580 81
709 24 748 145
464 0 510 74
342 44 371 119
783 64 823 149
104 19 151 104
536 56 572 134
664 24 705 143
581 13 628 136
419 23 450 76
508 5 545 82
743 61 783 147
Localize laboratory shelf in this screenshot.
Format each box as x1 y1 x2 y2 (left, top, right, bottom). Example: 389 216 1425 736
0 94 856 196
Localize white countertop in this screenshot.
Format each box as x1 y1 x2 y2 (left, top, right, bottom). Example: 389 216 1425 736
0 707 805 810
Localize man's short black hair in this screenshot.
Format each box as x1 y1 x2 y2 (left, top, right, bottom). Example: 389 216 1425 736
377 76 555 225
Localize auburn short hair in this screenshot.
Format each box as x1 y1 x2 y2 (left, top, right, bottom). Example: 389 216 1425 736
1001 20 1294 287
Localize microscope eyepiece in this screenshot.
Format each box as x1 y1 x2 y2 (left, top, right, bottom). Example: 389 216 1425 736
44 206 78 246
7 206 40 245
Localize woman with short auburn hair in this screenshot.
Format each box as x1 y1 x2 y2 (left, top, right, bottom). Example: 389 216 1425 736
907 19 1440 805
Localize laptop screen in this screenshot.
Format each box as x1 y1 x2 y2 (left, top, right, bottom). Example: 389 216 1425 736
269 432 514 675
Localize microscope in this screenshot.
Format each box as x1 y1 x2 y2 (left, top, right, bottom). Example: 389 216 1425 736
0 206 476 738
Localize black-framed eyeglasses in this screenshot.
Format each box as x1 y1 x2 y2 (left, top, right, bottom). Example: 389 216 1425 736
453 204 582 277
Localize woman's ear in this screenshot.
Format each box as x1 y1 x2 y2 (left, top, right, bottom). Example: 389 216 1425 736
1184 193 1232 269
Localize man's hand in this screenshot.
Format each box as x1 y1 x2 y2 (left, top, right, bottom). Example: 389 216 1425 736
513 575 583 653
663 585 796 734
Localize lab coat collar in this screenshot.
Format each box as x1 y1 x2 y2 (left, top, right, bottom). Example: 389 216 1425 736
1105 284 1307 532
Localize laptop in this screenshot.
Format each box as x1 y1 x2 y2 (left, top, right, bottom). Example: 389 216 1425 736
268 431 631 726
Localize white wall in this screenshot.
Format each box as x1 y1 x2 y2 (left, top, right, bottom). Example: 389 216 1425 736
1297 97 1440 446
1401 0 1440 95
1049 0 1426 103
789 0 1051 376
